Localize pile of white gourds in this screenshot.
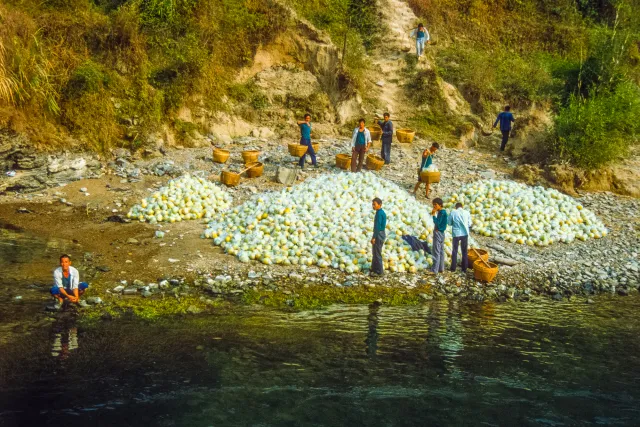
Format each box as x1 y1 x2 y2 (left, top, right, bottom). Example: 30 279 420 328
445 180 607 245
203 172 453 273
127 175 232 223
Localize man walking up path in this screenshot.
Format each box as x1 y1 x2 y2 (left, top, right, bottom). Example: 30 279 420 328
378 113 394 164
370 198 387 276
493 105 515 152
351 118 372 172
448 202 472 272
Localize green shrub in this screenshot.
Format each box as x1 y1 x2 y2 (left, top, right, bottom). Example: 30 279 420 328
551 82 640 169
64 60 110 99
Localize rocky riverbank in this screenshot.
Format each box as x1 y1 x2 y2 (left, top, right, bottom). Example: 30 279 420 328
1 135 638 317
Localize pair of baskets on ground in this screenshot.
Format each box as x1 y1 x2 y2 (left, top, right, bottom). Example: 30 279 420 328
214 147 263 187
467 248 499 282
334 153 385 171
213 147 259 165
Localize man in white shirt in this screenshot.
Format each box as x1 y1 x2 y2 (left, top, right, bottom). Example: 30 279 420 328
351 118 372 172
447 203 472 272
50 254 89 308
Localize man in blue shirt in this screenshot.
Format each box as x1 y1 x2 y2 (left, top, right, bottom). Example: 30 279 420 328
370 198 387 276
430 198 447 274
447 203 472 272
297 113 317 169
351 118 372 173
493 105 515 151
377 112 394 164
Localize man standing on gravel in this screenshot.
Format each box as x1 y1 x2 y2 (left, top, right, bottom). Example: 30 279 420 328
448 202 471 272
377 113 394 164
297 113 317 169
493 105 515 151
430 198 447 275
351 118 372 172
371 198 387 276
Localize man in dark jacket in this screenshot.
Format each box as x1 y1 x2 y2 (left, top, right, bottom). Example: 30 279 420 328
493 105 515 151
377 112 394 164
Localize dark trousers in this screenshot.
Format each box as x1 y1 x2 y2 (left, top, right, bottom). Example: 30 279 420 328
450 235 469 272
500 130 510 151
371 231 386 274
298 138 316 166
351 145 366 172
381 138 392 164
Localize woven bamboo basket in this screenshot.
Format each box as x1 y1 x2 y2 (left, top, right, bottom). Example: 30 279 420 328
335 153 351 170
246 162 264 178
212 147 230 164
468 248 489 266
241 150 260 165
473 259 499 283
366 154 385 171
220 170 241 187
288 143 308 157
396 128 416 143
420 170 441 183
312 142 319 153
368 125 382 141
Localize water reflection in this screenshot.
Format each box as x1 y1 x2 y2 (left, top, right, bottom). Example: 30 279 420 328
51 325 79 359
1 297 640 426
365 302 380 360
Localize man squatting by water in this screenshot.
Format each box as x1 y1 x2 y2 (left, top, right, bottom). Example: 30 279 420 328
371 198 387 277
50 254 89 307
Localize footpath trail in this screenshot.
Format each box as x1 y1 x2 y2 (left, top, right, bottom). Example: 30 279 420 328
369 0 425 122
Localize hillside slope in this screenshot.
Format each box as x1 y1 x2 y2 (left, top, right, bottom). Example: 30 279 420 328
0 0 639 181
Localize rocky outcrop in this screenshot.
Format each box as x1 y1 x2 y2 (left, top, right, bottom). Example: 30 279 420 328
540 160 640 198
0 130 102 194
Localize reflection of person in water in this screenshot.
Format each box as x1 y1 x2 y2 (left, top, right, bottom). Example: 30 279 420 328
51 322 79 359
365 301 381 359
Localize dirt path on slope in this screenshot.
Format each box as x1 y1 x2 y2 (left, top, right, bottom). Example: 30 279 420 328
368 0 425 121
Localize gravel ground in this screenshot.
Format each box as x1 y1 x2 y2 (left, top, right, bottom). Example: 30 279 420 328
1 136 638 307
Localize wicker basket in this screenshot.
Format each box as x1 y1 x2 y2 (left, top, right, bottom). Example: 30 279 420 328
220 170 241 187
212 147 230 164
288 143 308 157
312 142 319 153
397 128 416 143
473 260 499 283
246 162 264 178
368 125 382 141
420 170 441 183
366 154 385 171
468 248 489 266
335 153 351 170
242 150 260 165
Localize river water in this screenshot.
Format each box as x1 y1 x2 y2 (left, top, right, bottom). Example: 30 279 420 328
1 225 639 426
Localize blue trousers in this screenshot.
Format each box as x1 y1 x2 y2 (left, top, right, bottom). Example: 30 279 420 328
51 282 88 297
298 138 316 166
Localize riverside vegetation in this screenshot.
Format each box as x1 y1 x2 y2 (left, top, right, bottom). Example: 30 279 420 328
0 0 638 170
